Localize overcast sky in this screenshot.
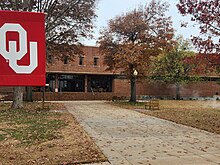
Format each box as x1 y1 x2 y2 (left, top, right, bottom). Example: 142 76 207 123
82 0 200 46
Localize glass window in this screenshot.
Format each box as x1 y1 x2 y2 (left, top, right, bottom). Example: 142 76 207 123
64 56 68 64
94 57 99 66
79 56 84 65
88 75 113 92
48 55 53 64
47 74 85 92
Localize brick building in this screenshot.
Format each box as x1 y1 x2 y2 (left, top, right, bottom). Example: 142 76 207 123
1 45 220 101
44 46 220 101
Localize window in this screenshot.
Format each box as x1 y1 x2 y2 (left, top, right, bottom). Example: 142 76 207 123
79 56 84 65
64 56 68 64
47 74 85 92
88 75 113 92
59 74 85 92
94 57 99 66
47 55 53 64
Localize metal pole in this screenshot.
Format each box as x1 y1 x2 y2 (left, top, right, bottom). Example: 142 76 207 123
130 76 136 103
134 76 136 102
130 69 138 103
42 86 45 109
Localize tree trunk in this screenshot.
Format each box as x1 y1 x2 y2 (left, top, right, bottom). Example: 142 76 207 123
176 83 180 100
130 76 136 102
11 87 24 109
26 86 33 102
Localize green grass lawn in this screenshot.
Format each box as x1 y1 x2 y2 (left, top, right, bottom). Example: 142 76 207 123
0 102 107 165
110 100 220 134
0 107 66 145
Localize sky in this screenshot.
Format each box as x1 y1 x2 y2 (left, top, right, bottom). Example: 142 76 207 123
82 0 200 46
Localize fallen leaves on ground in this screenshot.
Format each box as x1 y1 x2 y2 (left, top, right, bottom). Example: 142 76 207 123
111 100 220 134
0 102 107 165
145 100 220 134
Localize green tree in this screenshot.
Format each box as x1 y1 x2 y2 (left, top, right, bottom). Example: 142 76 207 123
98 0 174 102
150 36 197 99
0 0 98 108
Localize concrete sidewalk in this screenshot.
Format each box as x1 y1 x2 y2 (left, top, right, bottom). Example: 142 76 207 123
66 101 220 165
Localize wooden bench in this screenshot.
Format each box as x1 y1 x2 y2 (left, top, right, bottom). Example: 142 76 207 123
112 96 127 102
144 99 159 110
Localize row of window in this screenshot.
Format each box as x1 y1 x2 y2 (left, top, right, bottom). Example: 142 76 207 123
64 56 100 66
46 74 113 92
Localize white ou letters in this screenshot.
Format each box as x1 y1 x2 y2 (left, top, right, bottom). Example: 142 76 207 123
0 23 38 74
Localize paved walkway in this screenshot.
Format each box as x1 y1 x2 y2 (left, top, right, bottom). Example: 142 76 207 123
65 101 220 165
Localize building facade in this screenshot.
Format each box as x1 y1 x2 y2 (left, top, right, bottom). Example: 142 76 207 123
43 46 220 101
47 46 114 95
1 45 220 101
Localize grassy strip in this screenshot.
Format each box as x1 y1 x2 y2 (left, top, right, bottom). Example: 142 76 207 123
110 101 146 109
0 102 107 165
0 107 67 145
110 100 220 134
145 107 220 134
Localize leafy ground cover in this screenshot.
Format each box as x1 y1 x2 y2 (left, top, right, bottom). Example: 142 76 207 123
110 100 220 134
0 102 106 165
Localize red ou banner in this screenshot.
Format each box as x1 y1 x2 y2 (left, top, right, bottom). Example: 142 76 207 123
0 10 46 86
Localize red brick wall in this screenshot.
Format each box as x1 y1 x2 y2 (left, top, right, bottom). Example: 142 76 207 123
113 79 130 96
32 92 115 101
177 81 220 97
113 79 220 98
1 80 220 101
0 87 14 92
47 46 116 75
113 79 174 96
0 92 115 101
